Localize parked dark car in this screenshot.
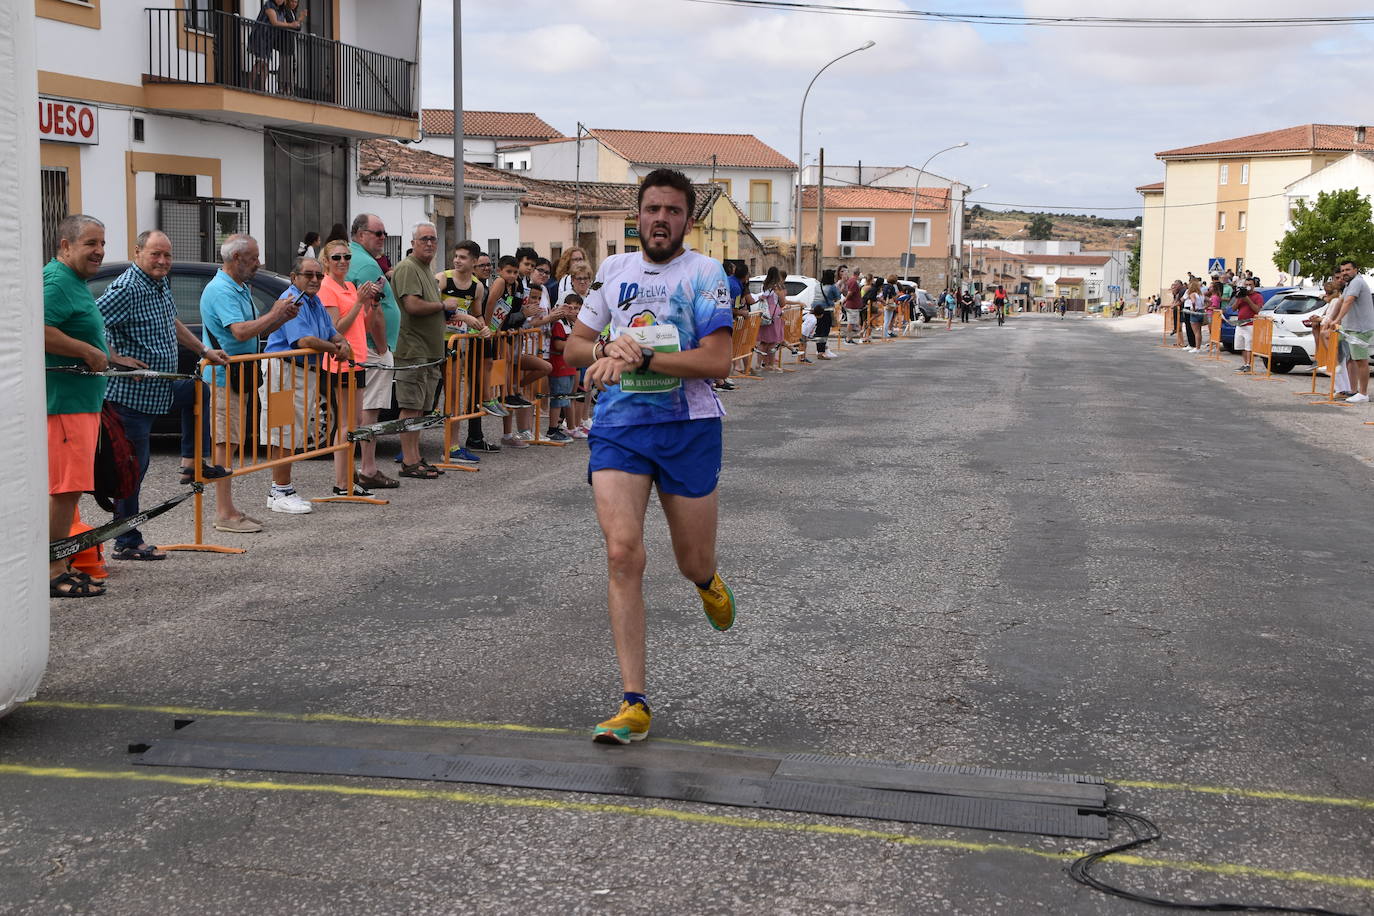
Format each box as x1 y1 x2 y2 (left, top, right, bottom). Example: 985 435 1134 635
86 260 292 434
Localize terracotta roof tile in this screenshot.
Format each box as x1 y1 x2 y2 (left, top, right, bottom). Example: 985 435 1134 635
358 139 525 191
799 186 949 210
1157 124 1374 159
589 129 795 170
1136 180 1165 192
420 110 564 140
515 178 723 222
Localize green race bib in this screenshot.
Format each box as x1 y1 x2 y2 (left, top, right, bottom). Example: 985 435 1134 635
619 324 681 394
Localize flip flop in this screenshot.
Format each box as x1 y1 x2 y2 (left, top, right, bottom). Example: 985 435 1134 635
112 544 168 561
51 571 105 598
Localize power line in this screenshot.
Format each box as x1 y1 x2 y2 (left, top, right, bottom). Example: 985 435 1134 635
678 0 1374 29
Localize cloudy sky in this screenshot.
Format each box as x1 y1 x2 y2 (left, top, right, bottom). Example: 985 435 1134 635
419 0 1374 217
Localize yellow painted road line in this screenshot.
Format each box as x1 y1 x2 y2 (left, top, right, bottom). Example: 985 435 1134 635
0 763 1371 894
23 700 754 750
24 700 1374 809
1113 779 1374 811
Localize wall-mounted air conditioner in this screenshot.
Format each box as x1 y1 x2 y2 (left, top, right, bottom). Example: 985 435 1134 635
840 244 855 257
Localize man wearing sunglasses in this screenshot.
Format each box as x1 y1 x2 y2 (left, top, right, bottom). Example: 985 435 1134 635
258 257 353 513
348 214 401 482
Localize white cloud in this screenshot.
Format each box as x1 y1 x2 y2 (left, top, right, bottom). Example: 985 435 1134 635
419 0 1374 212
524 24 608 72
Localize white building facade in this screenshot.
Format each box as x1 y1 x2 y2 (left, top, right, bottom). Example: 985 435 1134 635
35 0 420 272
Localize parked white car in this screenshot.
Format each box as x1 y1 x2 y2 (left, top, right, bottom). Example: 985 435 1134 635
1263 288 1326 373
747 274 824 310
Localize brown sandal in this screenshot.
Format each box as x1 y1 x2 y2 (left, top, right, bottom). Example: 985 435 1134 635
399 462 441 479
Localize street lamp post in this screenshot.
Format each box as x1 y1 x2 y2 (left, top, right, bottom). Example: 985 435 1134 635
950 181 987 299
903 141 967 283
795 39 875 276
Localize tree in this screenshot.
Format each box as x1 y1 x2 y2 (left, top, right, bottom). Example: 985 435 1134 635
1025 213 1054 239
1273 189 1374 279
1127 236 1142 291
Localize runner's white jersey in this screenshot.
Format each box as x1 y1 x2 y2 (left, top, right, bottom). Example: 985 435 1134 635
577 249 733 427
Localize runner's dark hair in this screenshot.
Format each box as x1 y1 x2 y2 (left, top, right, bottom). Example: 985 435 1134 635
515 246 539 264
453 239 481 258
638 167 695 215
497 255 518 269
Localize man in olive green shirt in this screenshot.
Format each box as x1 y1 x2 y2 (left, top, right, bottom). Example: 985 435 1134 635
44 214 116 597
389 222 446 476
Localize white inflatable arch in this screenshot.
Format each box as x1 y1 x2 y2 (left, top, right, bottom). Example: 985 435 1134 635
0 0 50 718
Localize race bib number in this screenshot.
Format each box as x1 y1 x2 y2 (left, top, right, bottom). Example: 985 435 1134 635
619 324 681 394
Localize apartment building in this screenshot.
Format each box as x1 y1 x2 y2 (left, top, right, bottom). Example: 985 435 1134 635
1137 124 1374 299
35 0 420 271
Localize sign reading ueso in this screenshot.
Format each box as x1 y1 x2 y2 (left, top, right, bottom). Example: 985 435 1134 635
38 98 98 144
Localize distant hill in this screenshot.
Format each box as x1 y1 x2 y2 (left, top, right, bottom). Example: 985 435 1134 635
964 207 1140 250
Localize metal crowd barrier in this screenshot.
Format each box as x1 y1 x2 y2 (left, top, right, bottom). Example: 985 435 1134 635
1303 329 1345 407
730 313 763 381
1248 318 1280 381
1206 311 1223 360
435 331 486 471
777 306 806 372
166 348 380 554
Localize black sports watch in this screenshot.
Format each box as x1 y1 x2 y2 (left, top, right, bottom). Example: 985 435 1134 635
638 347 655 373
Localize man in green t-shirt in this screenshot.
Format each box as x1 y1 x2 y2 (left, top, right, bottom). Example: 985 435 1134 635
44 214 114 597
388 222 446 477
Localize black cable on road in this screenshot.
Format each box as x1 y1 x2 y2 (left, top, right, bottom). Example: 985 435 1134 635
1069 808 1360 915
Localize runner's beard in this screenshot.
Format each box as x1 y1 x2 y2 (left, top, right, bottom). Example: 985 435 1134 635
642 224 686 263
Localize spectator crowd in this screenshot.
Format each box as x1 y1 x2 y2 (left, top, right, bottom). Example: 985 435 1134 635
44 205 939 599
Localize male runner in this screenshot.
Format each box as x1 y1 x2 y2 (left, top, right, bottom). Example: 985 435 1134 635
567 168 736 744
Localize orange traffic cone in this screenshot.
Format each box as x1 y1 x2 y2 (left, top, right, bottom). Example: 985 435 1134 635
69 507 109 582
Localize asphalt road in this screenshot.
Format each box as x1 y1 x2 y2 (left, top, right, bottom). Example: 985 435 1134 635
2 315 1371 915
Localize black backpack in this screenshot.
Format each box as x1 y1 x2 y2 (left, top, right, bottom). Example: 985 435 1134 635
91 403 141 513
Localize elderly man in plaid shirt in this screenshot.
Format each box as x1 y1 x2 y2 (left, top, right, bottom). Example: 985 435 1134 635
96 230 229 560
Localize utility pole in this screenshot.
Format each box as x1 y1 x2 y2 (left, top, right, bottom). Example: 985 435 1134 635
573 122 584 258
816 146 825 280
709 153 717 259
452 0 465 239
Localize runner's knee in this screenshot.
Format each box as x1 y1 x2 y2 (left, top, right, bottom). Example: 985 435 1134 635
606 539 646 578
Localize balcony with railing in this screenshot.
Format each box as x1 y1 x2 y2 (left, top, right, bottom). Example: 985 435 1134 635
144 8 417 136
747 201 776 223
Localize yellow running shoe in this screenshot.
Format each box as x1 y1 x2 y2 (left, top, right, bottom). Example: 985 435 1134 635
697 572 736 631
593 700 651 744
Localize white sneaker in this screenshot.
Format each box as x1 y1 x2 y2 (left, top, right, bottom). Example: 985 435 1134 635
1346 393 1370 403
569 426 588 439
267 490 313 514
500 433 530 449
516 429 534 441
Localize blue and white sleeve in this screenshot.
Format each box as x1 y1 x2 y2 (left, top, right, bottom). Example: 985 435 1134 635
694 261 734 337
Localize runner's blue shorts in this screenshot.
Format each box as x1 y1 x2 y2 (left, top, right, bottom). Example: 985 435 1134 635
587 418 722 498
